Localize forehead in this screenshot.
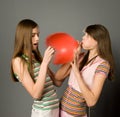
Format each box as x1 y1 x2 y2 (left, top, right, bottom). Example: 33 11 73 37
32 27 39 33
84 32 89 36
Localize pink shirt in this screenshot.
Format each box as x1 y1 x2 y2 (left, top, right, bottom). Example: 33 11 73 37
68 56 107 92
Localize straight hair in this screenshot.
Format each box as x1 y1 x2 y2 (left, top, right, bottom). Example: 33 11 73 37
80 24 115 80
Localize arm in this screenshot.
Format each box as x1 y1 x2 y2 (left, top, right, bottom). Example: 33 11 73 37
71 55 110 107
47 63 71 87
54 63 71 81
73 69 106 107
47 68 63 87
12 46 54 99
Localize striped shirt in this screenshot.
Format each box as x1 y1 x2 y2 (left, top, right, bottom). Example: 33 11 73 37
61 56 110 116
15 55 59 110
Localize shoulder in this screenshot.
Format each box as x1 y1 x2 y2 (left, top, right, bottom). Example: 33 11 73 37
95 57 110 67
95 60 110 77
12 57 22 65
12 57 28 74
100 61 110 68
12 57 25 68
12 57 29 82
97 57 110 68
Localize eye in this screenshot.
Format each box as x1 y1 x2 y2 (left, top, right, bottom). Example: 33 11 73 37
32 33 40 37
32 33 35 37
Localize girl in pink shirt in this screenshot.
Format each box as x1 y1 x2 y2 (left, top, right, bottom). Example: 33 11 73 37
55 24 115 117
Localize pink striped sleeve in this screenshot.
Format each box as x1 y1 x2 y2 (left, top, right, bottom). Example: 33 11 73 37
95 61 110 77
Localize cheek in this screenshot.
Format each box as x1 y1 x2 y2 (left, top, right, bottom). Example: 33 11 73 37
82 40 90 49
32 38 35 43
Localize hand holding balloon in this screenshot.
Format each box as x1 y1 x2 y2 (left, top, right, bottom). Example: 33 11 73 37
45 32 79 64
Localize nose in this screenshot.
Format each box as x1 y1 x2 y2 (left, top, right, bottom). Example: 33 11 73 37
35 34 39 41
81 35 85 41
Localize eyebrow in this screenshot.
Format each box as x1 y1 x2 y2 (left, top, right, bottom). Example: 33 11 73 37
32 32 40 34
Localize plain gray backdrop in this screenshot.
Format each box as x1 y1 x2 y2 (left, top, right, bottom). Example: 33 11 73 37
0 0 120 117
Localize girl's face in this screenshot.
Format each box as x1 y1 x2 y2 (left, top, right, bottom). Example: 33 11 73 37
32 27 40 51
81 32 98 50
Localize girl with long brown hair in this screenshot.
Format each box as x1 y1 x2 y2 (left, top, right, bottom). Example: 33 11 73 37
11 19 62 117
55 24 115 117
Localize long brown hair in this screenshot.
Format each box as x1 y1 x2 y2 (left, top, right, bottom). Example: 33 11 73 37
11 19 42 82
80 24 115 80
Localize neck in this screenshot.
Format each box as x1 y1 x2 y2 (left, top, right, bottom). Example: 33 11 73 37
86 50 98 65
86 55 98 65
88 50 98 61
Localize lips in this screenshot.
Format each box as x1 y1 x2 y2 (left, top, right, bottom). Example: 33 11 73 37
34 43 38 46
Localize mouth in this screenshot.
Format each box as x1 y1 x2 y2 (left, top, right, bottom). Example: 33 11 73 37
33 43 38 46
33 43 39 49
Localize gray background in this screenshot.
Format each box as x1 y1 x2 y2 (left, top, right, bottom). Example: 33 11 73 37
0 0 120 117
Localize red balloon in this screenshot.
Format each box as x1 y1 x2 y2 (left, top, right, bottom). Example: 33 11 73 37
46 32 79 64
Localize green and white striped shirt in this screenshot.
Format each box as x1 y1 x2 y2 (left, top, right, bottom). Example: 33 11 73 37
15 55 59 111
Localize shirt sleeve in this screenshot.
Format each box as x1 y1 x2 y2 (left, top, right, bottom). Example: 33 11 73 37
95 61 110 77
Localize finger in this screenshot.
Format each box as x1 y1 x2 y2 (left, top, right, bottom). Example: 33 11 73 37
47 46 55 54
73 52 77 64
78 52 85 63
79 52 85 57
70 61 73 66
50 48 55 55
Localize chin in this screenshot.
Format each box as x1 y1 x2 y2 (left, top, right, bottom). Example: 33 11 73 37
32 48 37 52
